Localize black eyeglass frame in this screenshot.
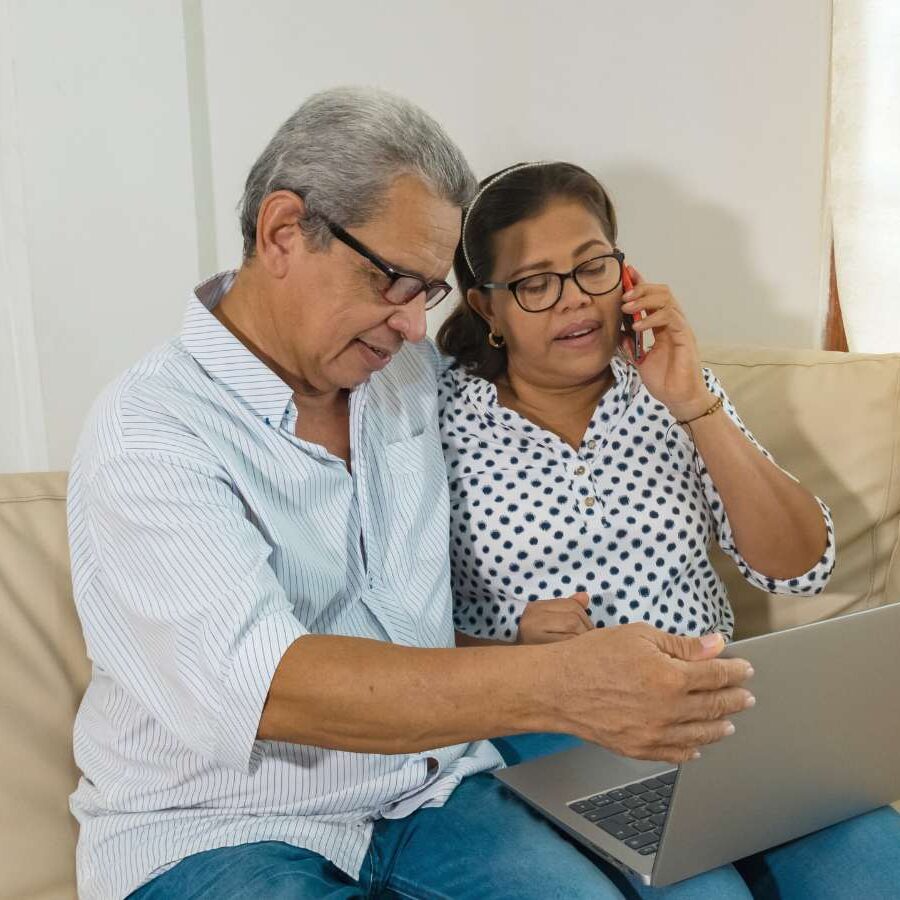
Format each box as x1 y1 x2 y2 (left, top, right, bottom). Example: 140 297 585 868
480 249 626 313
326 221 453 310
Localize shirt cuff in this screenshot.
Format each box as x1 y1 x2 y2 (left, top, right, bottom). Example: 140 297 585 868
214 610 308 774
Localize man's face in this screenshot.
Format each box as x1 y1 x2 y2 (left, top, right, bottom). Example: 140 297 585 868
281 175 461 394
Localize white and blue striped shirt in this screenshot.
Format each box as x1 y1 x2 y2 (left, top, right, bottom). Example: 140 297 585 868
68 272 502 900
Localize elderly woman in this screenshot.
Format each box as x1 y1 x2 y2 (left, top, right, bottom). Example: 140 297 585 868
436 161 900 898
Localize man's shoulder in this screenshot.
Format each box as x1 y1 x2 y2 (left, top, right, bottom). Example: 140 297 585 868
74 339 211 473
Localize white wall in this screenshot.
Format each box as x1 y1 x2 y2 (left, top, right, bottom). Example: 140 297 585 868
1 0 199 471
0 0 832 472
201 0 833 345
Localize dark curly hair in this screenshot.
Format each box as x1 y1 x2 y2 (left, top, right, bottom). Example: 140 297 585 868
436 162 618 380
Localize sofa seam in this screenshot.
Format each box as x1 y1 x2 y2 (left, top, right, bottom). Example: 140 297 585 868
0 493 67 504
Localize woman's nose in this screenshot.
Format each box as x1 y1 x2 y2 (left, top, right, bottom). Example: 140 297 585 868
555 274 592 312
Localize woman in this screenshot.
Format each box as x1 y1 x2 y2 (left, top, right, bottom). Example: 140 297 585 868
436 161 899 898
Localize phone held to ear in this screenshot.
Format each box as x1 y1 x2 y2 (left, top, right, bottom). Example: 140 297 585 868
622 263 643 361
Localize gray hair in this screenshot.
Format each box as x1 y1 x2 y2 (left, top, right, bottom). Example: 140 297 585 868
239 86 476 258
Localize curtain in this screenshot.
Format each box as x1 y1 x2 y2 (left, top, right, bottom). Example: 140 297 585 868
830 0 900 353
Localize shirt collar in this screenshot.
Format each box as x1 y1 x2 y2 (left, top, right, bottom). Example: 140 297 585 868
181 271 295 425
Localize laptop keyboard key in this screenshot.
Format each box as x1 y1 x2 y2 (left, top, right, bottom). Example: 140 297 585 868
589 795 615 808
642 778 664 790
597 817 639 841
609 789 630 801
569 800 593 814
638 791 660 803
657 771 678 785
630 805 653 819
650 813 667 827
594 801 628 819
656 785 673 798
625 783 647 796
625 832 659 850
638 844 659 856
647 801 668 814
622 797 645 809
633 820 656 833
583 809 607 822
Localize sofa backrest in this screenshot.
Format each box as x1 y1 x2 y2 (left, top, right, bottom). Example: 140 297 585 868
0 471 86 899
703 346 900 639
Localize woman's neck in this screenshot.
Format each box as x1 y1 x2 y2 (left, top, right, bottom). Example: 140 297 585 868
495 364 616 450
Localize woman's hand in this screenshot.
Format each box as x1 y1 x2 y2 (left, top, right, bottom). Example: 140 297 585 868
620 266 714 422
516 592 594 644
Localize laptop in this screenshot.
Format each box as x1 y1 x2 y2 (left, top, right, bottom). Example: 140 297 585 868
495 601 900 887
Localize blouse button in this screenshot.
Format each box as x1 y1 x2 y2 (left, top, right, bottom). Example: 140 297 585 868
587 440 597 449
574 465 586 476
584 496 596 508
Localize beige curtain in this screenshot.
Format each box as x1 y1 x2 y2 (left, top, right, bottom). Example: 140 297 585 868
830 1 900 353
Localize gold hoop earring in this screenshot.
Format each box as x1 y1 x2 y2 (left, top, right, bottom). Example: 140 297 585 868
487 331 505 349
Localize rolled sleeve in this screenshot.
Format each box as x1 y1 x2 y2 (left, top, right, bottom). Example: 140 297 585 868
82 453 308 773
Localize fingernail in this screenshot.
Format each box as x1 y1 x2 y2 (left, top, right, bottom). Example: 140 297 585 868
744 694 757 709
701 633 722 649
691 751 702 760
723 721 735 736
623 290 634 300
745 666 755 679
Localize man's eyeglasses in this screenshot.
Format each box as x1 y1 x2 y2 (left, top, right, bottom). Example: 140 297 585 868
326 221 453 310
480 250 625 313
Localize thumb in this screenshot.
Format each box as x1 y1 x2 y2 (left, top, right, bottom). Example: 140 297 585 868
571 591 590 609
653 629 725 662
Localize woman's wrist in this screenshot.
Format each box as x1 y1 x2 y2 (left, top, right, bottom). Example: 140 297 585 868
668 389 718 425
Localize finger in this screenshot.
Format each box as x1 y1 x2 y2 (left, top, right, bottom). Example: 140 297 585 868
681 657 755 691
663 719 737 749
632 308 678 333
677 687 757 724
626 264 646 287
621 287 671 313
628 744 699 764
649 629 727 662
572 591 590 609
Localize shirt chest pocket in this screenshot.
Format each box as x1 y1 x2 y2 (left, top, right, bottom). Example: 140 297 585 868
380 431 448 570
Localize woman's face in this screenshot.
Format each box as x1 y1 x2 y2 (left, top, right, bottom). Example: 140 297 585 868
470 197 622 390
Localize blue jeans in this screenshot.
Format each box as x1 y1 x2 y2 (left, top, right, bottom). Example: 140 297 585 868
132 734 900 899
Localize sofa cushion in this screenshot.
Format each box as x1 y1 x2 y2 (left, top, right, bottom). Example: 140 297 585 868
0 472 87 900
701 347 900 640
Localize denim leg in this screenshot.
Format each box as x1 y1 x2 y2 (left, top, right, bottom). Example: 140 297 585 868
127 840 367 899
735 805 900 900
372 771 627 899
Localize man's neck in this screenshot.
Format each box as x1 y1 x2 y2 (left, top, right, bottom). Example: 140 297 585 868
212 266 323 399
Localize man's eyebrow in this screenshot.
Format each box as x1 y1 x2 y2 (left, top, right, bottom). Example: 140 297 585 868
505 239 611 281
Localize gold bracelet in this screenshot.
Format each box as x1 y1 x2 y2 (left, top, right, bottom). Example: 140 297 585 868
677 396 724 426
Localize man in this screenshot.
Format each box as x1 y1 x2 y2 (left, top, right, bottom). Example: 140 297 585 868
69 87 753 899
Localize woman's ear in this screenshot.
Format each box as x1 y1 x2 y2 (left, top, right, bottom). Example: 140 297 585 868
466 287 495 331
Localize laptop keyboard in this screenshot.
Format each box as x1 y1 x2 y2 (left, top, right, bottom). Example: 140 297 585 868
567 770 677 857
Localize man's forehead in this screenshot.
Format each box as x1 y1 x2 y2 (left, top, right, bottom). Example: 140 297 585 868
369 175 462 275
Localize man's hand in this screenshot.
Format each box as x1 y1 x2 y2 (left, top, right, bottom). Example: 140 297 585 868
551 623 755 764
516 592 593 644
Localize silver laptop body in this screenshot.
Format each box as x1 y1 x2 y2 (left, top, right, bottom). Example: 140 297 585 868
494 601 900 887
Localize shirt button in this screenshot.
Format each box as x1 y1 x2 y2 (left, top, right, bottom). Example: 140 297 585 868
574 465 586 476
584 496 596 508
587 440 597 449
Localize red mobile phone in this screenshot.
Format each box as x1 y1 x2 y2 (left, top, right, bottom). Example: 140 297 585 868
622 263 642 361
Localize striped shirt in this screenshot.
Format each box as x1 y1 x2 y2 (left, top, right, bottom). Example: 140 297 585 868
67 272 502 900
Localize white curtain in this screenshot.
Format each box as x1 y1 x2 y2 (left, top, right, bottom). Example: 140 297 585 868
830 0 900 353
0 0 48 473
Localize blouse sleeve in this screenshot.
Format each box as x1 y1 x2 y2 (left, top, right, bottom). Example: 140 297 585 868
693 367 836 596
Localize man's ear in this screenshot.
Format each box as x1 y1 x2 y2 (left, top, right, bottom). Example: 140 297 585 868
466 287 496 332
255 190 308 277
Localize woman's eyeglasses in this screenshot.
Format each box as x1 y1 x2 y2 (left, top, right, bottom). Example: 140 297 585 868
480 250 625 313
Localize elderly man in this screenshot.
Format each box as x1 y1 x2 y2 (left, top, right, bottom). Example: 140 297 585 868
69 88 756 899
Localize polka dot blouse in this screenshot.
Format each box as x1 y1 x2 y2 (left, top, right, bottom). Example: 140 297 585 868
437 355 835 642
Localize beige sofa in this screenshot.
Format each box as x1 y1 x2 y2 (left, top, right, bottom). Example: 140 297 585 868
1 346 899 900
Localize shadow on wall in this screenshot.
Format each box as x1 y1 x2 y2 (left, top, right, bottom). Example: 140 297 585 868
598 163 813 349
